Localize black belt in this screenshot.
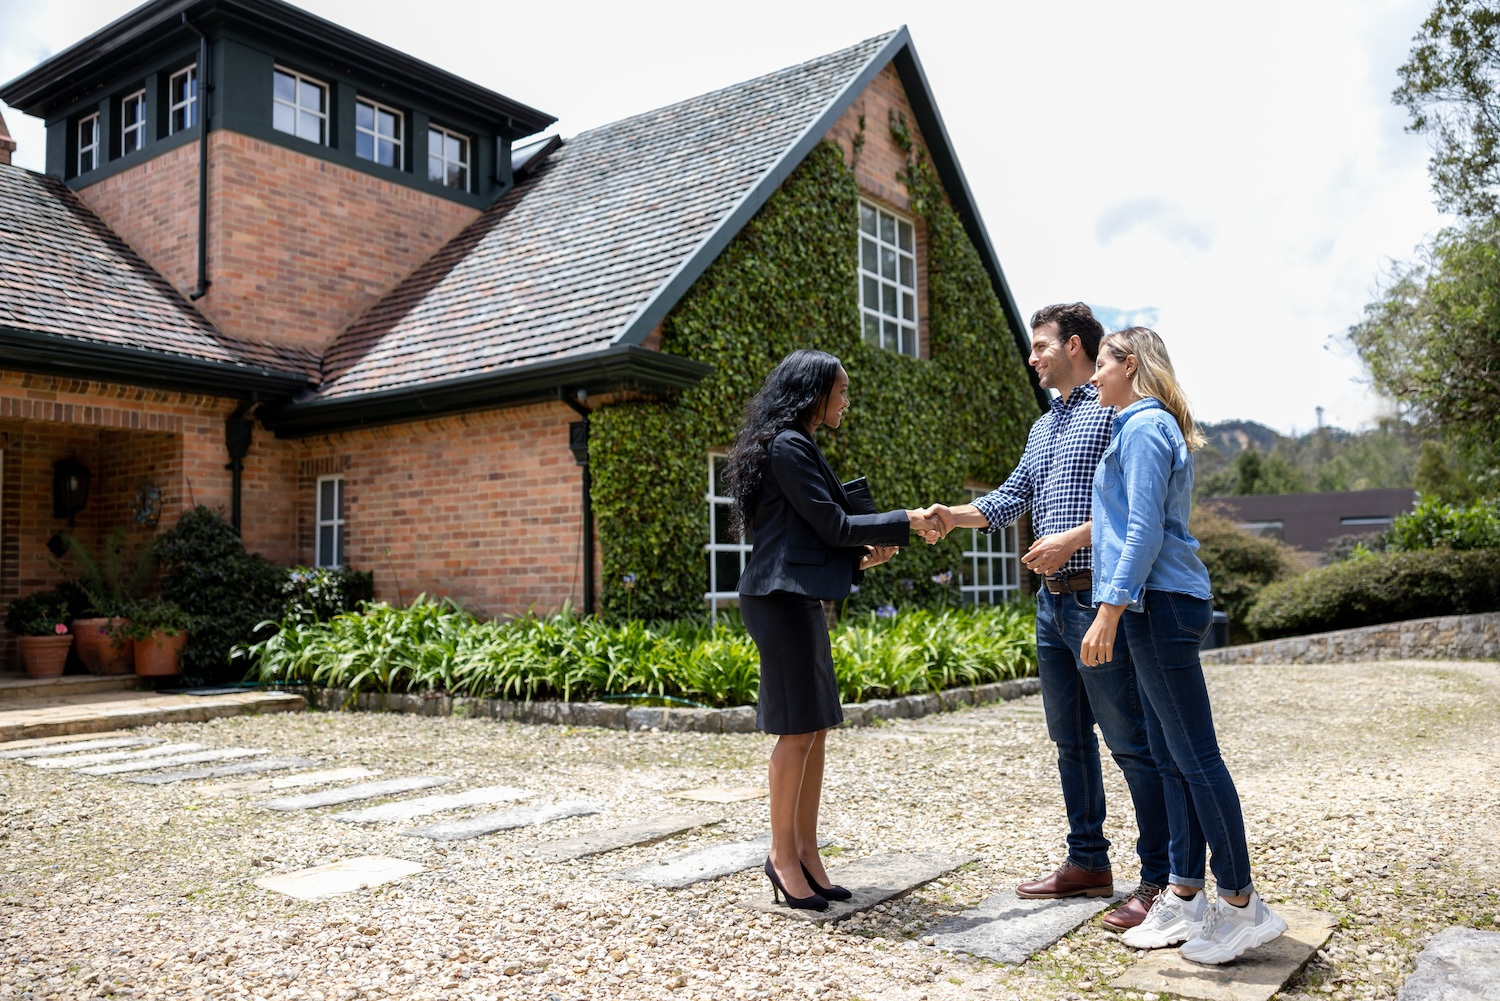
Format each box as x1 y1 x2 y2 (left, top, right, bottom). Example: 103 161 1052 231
1042 571 1092 595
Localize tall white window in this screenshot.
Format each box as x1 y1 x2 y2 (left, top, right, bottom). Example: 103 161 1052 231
315 475 346 569
77 113 99 174
120 89 147 154
273 67 328 145
961 487 1021 604
356 98 403 168
858 201 918 356
169 65 197 134
427 124 469 190
705 453 752 615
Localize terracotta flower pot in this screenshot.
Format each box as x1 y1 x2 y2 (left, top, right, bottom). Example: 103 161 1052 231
134 630 187 677
72 617 135 675
19 634 73 678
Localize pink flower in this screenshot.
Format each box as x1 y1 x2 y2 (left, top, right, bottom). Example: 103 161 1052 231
53 623 68 635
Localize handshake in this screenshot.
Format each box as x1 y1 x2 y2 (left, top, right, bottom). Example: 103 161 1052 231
905 504 958 545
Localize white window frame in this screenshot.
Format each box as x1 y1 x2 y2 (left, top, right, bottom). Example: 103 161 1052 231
315 474 346 569
273 66 328 145
858 200 919 357
355 96 404 168
169 65 197 134
77 113 100 174
705 453 752 617
120 89 147 154
960 487 1021 604
427 123 470 191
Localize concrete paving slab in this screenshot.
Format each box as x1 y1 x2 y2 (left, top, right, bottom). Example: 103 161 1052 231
0 690 304 742
664 785 768 803
1397 926 1500 1001
929 887 1131 963
0 729 135 751
200 766 378 797
126 756 321 785
613 833 831 888
744 852 977 924
401 801 600 842
526 813 719 863
0 736 162 759
331 785 533 824
258 776 451 811
1110 905 1336 1001
77 748 266 776
254 855 427 901
27 741 205 768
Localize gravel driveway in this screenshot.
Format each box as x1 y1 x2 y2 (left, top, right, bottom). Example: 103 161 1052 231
2 658 1497 1001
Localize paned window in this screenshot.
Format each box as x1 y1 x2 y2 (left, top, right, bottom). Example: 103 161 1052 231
427 124 469 190
356 98 403 168
169 65 197 134
120 89 147 154
858 201 919 356
77 113 99 174
961 487 1021 604
315 475 346 569
273 67 328 145
705 453 752 615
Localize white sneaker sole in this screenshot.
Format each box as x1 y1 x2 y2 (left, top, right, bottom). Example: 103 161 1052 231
1122 919 1204 950
1180 911 1289 965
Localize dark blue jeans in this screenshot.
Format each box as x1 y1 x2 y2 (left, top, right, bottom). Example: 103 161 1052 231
1035 589 1171 884
1123 590 1254 896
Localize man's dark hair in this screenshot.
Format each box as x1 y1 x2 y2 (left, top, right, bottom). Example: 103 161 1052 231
1030 302 1104 361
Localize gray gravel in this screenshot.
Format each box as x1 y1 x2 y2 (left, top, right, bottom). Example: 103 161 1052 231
2 658 1498 1000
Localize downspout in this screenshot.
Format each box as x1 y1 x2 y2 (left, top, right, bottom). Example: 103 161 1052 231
182 14 211 300
561 390 595 616
225 402 257 535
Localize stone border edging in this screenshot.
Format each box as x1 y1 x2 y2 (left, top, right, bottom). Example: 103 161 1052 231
1201 611 1500 666
299 677 1041 733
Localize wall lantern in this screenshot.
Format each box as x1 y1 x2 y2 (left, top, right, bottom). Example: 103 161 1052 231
52 456 91 527
568 420 589 466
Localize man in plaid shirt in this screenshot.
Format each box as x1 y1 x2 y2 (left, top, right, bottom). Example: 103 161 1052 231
932 303 1170 931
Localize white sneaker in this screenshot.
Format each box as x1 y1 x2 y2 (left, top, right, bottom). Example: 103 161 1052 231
1179 891 1289 964
1121 888 1208 949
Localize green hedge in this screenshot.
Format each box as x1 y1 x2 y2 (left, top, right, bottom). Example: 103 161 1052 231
1191 508 1294 642
1244 547 1500 640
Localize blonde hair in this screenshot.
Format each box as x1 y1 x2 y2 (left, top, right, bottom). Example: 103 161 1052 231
1099 327 1208 451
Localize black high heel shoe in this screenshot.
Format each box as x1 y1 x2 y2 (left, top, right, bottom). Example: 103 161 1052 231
764 859 828 911
801 862 852 902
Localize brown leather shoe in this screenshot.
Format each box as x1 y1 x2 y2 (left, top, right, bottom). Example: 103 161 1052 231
1015 860 1114 899
1100 881 1163 931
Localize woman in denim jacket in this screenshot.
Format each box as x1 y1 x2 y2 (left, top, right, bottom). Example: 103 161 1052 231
1079 327 1287 964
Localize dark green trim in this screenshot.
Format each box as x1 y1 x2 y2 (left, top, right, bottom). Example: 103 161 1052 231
0 326 312 398
263 346 714 438
65 125 199 190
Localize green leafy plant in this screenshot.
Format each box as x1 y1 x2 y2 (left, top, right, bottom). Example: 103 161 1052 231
4 589 73 637
1384 495 1500 552
118 597 195 640
53 527 156 617
281 566 375 624
1190 507 1296 642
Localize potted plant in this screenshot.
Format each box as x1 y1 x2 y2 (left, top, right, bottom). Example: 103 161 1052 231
53 528 154 675
4 589 74 678
122 598 195 677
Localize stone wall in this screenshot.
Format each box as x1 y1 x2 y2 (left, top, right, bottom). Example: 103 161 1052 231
1201 612 1500 665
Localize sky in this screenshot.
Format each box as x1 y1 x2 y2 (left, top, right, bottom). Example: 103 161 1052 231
0 0 1450 436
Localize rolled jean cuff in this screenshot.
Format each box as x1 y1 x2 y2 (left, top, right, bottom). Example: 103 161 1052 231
1067 855 1113 874
1169 873 1206 890
1221 880 1255 898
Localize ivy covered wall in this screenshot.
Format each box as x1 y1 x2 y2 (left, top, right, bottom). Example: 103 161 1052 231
589 138 1039 620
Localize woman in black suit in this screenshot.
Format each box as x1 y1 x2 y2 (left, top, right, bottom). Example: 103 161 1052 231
727 349 940 910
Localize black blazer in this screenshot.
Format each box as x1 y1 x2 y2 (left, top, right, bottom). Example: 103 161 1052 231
737 429 910 601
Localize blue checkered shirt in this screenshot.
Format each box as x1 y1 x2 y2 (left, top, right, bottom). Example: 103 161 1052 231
971 383 1115 576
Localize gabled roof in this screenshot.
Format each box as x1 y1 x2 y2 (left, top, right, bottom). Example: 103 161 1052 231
0 163 315 394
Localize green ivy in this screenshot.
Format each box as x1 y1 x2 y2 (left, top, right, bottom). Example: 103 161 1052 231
590 140 1038 619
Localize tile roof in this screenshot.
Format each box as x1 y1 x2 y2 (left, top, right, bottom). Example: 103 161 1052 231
0 163 317 380
312 32 895 401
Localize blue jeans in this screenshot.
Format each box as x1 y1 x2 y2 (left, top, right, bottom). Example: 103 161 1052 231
1124 590 1254 896
1035 589 1171 884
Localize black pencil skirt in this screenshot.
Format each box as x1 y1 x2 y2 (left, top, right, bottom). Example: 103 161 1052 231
740 590 844 735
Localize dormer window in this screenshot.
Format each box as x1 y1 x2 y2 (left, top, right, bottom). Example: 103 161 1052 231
273 66 328 145
121 89 147 154
76 113 99 174
169 65 198 134
356 97 403 168
428 124 469 191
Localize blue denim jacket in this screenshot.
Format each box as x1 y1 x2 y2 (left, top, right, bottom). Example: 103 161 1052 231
1091 397 1212 609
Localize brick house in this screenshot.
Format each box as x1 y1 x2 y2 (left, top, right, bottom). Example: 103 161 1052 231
0 0 1042 660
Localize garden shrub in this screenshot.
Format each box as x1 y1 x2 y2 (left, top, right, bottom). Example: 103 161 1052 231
1384 496 1500 552
282 566 375 624
1190 508 1295 642
4 588 73 636
1244 547 1500 640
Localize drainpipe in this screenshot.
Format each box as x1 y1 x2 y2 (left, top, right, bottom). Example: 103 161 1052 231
225 403 256 535
561 389 594 616
182 14 211 300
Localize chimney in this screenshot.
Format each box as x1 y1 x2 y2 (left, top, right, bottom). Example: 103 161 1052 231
0 110 15 165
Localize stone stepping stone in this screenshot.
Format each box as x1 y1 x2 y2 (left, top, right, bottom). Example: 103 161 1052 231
402 801 600 842
126 756 322 785
0 729 135 751
929 887 1130 963
78 748 266 776
1397 927 1500 1001
1110 904 1336 1001
201 766 379 797
613 832 829 888
331 785 533 824
0 736 163 760
665 785 767 803
255 855 427 901
744 851 976 924
28 742 206 768
526 813 720 863
257 776 451 811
